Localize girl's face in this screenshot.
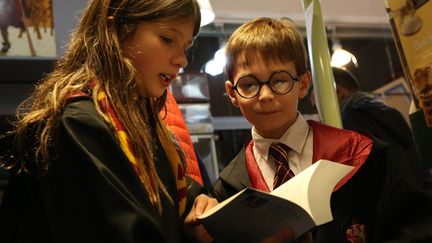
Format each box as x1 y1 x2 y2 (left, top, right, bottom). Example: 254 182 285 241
226 56 311 139
122 20 195 98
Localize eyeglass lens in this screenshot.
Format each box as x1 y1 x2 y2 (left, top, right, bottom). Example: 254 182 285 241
236 71 295 98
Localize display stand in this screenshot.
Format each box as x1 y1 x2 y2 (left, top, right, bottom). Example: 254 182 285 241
171 73 219 184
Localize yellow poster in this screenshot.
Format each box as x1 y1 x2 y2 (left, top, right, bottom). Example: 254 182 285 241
386 0 432 126
0 0 55 57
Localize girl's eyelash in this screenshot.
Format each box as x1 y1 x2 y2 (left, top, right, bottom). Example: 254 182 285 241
161 35 192 54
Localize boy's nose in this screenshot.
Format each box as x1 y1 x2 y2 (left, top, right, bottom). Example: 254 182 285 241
258 84 274 102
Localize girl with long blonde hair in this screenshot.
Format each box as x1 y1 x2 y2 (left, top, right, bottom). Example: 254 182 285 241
0 0 217 242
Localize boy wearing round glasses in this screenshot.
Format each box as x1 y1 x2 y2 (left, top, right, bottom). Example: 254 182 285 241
213 17 391 242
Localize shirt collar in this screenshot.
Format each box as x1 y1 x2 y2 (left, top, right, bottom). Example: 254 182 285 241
252 113 310 161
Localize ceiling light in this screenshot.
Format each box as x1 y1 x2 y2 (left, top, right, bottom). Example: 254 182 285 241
204 46 226 76
197 0 215 27
330 38 358 68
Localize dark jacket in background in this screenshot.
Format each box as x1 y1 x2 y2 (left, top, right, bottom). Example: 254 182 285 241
341 92 423 186
340 92 432 241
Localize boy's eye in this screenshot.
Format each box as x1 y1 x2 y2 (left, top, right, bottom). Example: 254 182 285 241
238 77 259 91
274 79 288 85
161 36 173 44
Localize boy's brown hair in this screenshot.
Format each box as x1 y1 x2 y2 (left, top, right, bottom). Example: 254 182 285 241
225 17 308 82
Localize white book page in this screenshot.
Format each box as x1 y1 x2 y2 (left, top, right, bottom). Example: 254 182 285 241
271 159 353 225
198 189 247 218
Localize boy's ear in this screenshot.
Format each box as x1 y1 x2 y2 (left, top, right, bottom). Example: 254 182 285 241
225 80 239 107
298 71 312 99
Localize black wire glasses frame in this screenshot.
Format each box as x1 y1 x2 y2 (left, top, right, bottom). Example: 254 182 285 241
231 71 299 99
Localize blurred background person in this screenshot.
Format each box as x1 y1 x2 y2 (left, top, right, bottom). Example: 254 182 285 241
310 67 432 241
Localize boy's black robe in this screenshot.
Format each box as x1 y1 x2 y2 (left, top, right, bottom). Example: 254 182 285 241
213 121 432 242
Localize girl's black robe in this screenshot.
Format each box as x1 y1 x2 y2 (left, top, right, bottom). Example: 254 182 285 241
0 98 204 243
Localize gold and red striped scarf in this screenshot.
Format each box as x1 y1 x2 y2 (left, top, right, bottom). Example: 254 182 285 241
96 88 187 215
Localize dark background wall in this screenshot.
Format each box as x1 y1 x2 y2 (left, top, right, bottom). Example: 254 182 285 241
0 0 88 130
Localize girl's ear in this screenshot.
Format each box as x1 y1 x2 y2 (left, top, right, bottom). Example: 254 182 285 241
225 80 239 107
298 71 312 99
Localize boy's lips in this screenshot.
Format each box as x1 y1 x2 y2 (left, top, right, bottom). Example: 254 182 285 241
256 110 278 115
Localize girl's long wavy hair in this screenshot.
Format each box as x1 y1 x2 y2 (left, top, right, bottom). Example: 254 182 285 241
7 0 200 210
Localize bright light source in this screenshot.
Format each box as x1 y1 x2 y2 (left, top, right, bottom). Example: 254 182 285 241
204 46 226 76
331 49 352 67
214 47 226 66
331 39 358 68
197 0 215 27
204 59 223 76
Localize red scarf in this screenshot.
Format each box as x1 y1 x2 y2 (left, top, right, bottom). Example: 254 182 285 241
71 86 187 215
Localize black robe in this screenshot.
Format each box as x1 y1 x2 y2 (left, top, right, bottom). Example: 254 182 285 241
213 121 388 242
0 98 204 243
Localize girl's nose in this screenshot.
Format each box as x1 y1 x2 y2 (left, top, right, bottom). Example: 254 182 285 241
172 50 188 68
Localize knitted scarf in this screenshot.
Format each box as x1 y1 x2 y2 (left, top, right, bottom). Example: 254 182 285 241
95 88 187 215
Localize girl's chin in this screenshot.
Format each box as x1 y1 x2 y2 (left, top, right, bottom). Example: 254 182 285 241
138 87 166 98
156 88 168 98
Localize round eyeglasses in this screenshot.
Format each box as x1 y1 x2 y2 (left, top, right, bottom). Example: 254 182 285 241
231 71 299 99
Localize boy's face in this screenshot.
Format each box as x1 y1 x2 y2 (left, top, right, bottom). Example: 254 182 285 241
226 56 310 139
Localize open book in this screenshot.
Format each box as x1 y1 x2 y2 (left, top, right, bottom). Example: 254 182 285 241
198 159 353 242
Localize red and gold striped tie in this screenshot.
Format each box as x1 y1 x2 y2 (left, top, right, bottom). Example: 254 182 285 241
269 143 295 189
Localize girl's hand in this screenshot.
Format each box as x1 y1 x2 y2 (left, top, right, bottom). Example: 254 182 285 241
184 194 218 243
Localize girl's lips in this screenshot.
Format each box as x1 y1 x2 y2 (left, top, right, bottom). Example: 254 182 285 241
160 75 171 87
160 73 178 84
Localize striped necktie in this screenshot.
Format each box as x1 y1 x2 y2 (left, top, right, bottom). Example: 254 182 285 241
269 143 295 189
